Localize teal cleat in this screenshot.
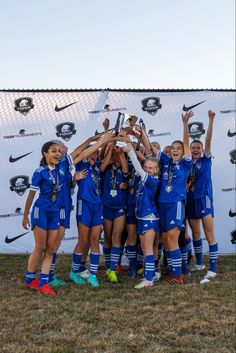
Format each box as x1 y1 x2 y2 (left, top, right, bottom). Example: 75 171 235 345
69 271 86 285
49 275 67 287
87 274 100 288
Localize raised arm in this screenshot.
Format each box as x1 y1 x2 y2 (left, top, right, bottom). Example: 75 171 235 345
122 143 146 181
100 143 114 172
205 110 215 155
182 110 194 158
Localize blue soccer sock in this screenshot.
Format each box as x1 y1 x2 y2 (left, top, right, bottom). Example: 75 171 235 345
90 252 100 275
164 250 172 274
209 243 218 273
71 252 82 273
186 236 193 257
49 252 57 281
38 273 49 288
170 249 182 276
110 246 121 271
78 260 87 273
118 245 124 265
193 239 203 265
127 244 137 271
137 246 144 268
144 255 155 281
103 246 111 270
25 271 36 284
180 246 189 274
157 242 163 261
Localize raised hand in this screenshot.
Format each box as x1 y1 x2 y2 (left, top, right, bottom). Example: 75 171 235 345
182 110 194 122
73 170 88 181
208 110 215 120
22 215 30 230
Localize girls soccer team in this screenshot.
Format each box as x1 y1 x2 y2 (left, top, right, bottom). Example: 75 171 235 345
22 110 218 295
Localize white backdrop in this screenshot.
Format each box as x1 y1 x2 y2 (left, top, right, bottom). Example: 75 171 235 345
0 89 235 253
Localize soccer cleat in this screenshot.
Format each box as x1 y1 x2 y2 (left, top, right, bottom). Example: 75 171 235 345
69 271 86 285
134 279 153 289
166 275 183 285
191 264 206 272
108 270 118 283
152 271 161 282
200 271 217 284
79 269 89 280
106 268 111 279
87 274 100 288
49 275 66 286
136 267 144 276
38 284 56 296
116 264 122 273
23 278 39 290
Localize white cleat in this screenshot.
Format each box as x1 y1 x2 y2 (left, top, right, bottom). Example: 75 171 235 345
191 264 206 272
79 269 89 280
200 270 217 284
134 279 153 289
152 272 161 282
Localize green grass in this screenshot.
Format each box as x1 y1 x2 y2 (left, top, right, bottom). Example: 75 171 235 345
0 255 235 353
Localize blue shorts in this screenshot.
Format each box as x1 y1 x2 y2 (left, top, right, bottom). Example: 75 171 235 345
126 204 137 225
158 201 185 233
180 218 186 232
137 219 159 235
31 205 60 231
103 205 126 221
59 208 71 228
186 195 214 219
76 199 103 227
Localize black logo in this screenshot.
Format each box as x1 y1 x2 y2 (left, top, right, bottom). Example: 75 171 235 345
229 149 236 164
5 231 30 244
9 151 33 163
148 129 171 137
141 97 162 116
227 130 236 137
9 175 30 195
14 97 34 115
55 122 76 141
188 122 205 140
229 209 236 217
220 109 236 114
4 129 42 140
0 208 23 219
230 230 236 245
55 102 77 112
183 100 205 111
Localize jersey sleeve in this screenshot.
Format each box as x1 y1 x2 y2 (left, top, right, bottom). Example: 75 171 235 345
30 169 42 191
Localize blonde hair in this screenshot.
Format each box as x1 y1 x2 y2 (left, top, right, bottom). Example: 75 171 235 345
144 157 160 176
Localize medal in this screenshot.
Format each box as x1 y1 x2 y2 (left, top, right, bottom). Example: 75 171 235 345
110 189 117 197
165 185 173 193
190 185 196 192
129 188 134 195
51 193 58 202
46 165 59 203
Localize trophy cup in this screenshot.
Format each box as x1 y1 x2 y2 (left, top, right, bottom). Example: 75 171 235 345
115 112 138 147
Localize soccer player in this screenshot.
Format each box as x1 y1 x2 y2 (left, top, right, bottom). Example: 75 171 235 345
186 110 218 284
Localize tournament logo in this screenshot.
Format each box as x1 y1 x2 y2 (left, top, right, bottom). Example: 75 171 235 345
141 97 162 116
14 97 34 115
229 149 236 164
148 129 171 137
3 129 42 139
9 175 30 196
55 122 76 141
188 122 205 140
0 207 23 219
230 230 236 245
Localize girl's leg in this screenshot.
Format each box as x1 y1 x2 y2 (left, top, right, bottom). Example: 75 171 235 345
202 214 218 274
163 227 183 284
126 224 137 277
87 225 102 287
188 219 205 270
103 218 113 270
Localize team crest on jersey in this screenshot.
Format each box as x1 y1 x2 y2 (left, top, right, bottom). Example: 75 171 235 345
230 230 236 244
141 97 162 116
55 122 76 141
229 149 236 164
188 122 205 140
9 175 30 195
14 97 34 115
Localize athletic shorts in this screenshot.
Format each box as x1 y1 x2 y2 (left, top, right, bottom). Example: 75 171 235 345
126 204 137 225
158 201 185 233
76 199 103 227
103 205 126 221
31 205 60 231
186 195 214 219
59 208 71 228
137 219 159 235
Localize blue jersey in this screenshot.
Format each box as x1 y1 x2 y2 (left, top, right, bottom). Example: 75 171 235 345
136 174 159 219
75 160 102 204
30 155 73 212
101 165 128 209
60 169 73 211
187 153 213 201
158 152 192 202
127 161 141 206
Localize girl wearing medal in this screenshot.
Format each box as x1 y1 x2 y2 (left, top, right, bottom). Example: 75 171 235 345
22 134 113 295
186 110 218 284
100 143 129 283
157 111 193 285
121 143 160 288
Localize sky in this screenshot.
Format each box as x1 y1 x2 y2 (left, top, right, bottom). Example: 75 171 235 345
0 0 235 89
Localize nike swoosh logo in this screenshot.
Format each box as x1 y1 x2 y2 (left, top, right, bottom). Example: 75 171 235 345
227 130 236 137
55 102 77 112
5 231 30 244
9 152 33 163
229 210 236 217
183 100 206 111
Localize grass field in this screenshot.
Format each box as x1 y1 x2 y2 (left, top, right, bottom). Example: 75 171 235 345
0 254 235 353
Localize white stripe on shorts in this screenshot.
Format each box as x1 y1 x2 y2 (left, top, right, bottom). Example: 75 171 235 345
176 201 182 220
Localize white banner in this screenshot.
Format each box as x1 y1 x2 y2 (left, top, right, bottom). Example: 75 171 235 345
0 89 235 253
